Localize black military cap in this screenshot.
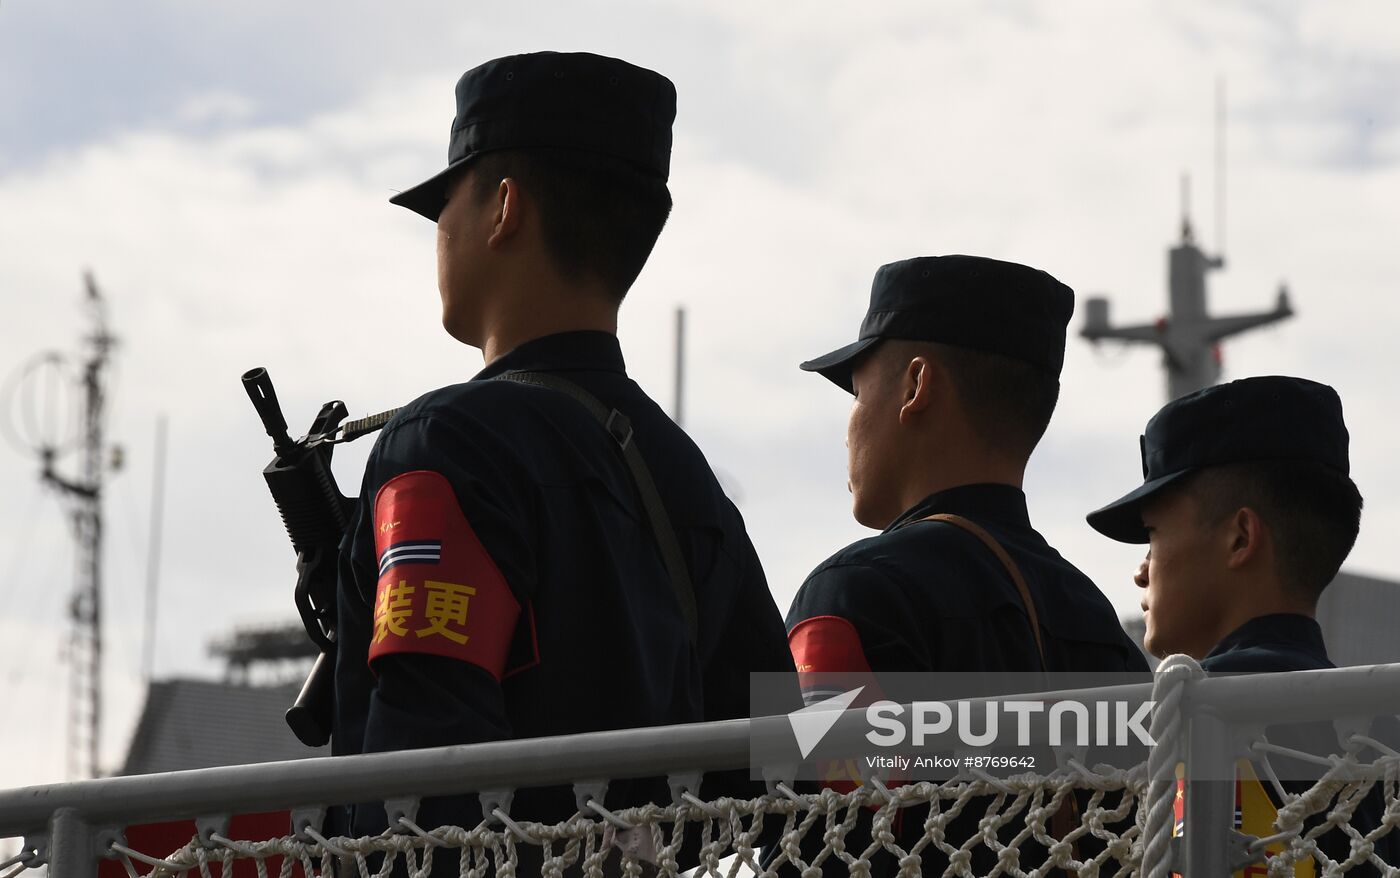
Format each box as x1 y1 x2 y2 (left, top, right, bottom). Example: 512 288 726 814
390 51 676 221
799 255 1075 393
1087 376 1351 543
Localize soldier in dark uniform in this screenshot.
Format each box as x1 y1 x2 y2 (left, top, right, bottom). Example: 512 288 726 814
331 51 795 853
789 256 1145 678
1088 375 1397 874
781 256 1146 875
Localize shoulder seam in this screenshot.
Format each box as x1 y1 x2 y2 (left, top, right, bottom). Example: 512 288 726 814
805 558 908 591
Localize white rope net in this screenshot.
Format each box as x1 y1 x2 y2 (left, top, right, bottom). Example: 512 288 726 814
79 758 1396 878
7 659 1400 878
1248 754 1400 877
129 770 1148 878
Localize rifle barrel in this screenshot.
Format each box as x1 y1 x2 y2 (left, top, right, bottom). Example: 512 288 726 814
242 367 296 456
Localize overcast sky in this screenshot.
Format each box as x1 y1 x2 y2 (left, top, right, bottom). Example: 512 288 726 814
2 0 1398 790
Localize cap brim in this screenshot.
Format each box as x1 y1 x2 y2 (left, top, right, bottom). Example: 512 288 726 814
388 156 475 222
799 337 882 393
1085 469 1194 543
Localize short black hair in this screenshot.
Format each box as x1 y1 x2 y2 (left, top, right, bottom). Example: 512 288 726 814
880 341 1060 460
466 148 672 300
1188 460 1363 602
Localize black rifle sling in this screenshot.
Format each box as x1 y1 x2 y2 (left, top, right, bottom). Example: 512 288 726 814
498 370 699 645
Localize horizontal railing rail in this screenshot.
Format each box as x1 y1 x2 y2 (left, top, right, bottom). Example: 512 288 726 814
0 716 756 837
2 662 1399 877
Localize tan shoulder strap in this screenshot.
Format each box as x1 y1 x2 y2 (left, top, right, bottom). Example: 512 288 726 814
920 514 1078 860
916 513 1048 671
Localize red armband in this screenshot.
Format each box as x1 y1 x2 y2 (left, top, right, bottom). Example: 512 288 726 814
368 470 520 680
788 615 873 675
789 616 894 800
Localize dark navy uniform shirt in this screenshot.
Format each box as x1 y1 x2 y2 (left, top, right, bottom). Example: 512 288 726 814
786 483 1147 675
333 331 794 834
1200 613 1331 673
1200 613 1398 875
778 485 1145 877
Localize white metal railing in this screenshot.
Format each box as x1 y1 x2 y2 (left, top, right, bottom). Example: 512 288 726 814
1 659 1398 877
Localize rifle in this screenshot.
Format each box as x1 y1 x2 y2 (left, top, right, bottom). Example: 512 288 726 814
241 367 397 746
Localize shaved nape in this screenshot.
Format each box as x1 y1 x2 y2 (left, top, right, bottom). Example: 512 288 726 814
878 341 1060 462
465 148 672 302
1183 462 1362 602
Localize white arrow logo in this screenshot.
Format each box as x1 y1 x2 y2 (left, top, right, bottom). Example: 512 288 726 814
787 686 865 758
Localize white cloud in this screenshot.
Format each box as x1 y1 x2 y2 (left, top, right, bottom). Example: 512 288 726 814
1296 1 1400 63
175 92 258 127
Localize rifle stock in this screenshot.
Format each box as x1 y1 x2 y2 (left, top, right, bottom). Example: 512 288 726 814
286 652 335 747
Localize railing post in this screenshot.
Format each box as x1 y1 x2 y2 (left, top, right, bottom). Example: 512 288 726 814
1182 711 1234 877
48 807 97 878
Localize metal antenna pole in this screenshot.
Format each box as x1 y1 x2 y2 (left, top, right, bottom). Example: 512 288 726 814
41 272 117 779
141 415 168 684
77 272 112 780
1180 173 1192 241
1215 76 1227 257
674 306 686 427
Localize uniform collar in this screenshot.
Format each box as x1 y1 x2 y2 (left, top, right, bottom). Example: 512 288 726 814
887 483 1032 534
473 331 628 381
1204 613 1328 664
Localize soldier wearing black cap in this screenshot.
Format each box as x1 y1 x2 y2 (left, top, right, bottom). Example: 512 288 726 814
790 256 1145 680
331 51 795 850
1089 376 1396 874
783 256 1145 876
1087 376 1360 670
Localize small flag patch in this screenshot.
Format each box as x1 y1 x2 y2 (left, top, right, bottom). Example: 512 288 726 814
378 540 442 577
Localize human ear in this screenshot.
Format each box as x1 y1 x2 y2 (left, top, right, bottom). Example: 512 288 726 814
900 356 935 421
487 177 523 248
1224 506 1265 570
